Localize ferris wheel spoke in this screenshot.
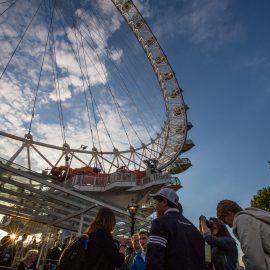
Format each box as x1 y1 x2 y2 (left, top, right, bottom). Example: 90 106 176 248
0 0 43 80
31 145 54 168
8 145 25 164
99 155 117 173
26 145 31 171
56 8 116 149
54 153 65 168
0 0 14 4
74 20 133 147
0 0 17 16
28 1 56 134
132 149 148 169
79 10 157 141
70 153 88 167
49 40 66 144
119 153 142 169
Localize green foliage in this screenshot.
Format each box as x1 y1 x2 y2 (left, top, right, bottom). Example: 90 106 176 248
251 186 270 211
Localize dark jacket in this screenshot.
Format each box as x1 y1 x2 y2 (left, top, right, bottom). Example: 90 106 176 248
204 233 238 270
145 208 205 270
85 229 125 270
0 244 15 268
17 261 37 270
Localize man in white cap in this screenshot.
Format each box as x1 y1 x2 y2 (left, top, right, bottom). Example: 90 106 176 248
145 187 205 270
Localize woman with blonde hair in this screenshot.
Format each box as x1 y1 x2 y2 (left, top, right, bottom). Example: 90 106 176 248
17 249 38 270
85 207 126 270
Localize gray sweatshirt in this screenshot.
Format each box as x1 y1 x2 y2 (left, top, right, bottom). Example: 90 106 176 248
233 207 270 270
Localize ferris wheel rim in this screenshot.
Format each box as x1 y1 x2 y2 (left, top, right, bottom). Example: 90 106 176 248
0 0 188 172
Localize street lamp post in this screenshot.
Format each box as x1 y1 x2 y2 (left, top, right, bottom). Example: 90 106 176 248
127 199 138 237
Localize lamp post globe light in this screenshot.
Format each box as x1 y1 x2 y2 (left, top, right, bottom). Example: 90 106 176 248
127 199 138 236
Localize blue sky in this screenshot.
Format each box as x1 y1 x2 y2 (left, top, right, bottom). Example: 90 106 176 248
144 0 270 224
0 0 269 226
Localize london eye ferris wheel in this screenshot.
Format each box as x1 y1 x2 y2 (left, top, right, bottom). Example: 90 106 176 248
0 0 189 176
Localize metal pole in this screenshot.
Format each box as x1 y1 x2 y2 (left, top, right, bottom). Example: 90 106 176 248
64 154 73 184
78 214 84 236
130 213 135 236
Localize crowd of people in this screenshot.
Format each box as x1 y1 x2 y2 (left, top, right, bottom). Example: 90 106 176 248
0 187 269 270
0 233 65 270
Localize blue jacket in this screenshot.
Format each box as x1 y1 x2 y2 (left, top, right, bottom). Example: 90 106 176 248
145 208 205 270
131 250 145 270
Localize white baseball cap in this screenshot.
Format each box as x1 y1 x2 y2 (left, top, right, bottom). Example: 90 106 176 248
150 188 179 207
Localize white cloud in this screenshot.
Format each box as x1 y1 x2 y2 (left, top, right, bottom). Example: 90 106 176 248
153 0 244 47
109 49 123 63
244 57 270 69
133 0 151 18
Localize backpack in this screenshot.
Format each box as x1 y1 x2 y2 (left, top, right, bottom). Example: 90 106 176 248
58 234 89 270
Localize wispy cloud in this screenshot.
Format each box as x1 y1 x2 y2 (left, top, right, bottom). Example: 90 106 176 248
243 56 270 69
152 0 244 48
133 0 151 17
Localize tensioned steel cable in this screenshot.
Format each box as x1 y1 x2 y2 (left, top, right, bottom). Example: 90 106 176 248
76 25 133 147
0 0 43 80
65 0 114 152
0 0 15 5
75 21 147 148
72 17 95 148
66 10 133 148
80 22 154 142
78 25 105 158
47 2 66 144
55 7 116 149
28 0 56 133
83 6 161 138
0 0 17 16
87 5 165 121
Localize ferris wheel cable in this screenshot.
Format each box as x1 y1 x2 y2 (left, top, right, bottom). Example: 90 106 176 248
71 23 135 147
0 0 17 16
117 25 165 105
72 21 95 147
78 26 155 145
79 39 101 150
77 26 146 146
0 0 43 80
111 29 165 122
49 38 66 144
28 0 56 134
47 1 66 145
75 31 135 147
81 44 101 149
81 8 162 136
118 153 143 168
76 17 108 166
62 3 121 150
0 0 14 5
61 3 154 150
55 7 116 149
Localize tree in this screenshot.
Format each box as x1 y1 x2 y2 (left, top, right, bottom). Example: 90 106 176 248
250 186 270 211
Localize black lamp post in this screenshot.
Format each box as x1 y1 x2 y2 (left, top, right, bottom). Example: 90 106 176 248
127 199 138 236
